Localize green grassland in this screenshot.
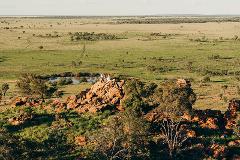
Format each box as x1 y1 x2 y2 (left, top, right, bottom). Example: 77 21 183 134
1 17 240 110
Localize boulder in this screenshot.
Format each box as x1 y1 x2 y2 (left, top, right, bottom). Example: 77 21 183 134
200 117 219 130
75 136 87 146
228 140 240 147
210 143 227 159
176 79 190 88
13 97 27 106
224 99 240 131
186 129 196 138
64 78 125 114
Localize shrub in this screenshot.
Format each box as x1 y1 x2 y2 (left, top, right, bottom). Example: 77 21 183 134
232 35 239 41
233 119 240 137
71 61 77 67
70 32 119 41
186 61 193 72
53 90 64 98
88 109 150 159
57 77 73 86
16 73 56 99
237 86 240 96
0 129 74 159
0 92 2 103
223 97 228 103
1 83 9 96
201 76 211 83
208 54 221 60
122 79 196 116
79 77 88 83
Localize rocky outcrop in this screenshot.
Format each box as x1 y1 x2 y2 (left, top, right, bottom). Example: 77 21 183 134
11 77 239 135
13 78 197 117
12 76 125 114
209 143 228 159
224 100 240 131
72 78 125 114
8 112 33 126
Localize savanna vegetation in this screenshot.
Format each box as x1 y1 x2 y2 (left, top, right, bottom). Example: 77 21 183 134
0 16 240 159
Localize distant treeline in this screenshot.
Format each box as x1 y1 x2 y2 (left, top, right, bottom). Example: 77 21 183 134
1 16 240 24
112 16 240 24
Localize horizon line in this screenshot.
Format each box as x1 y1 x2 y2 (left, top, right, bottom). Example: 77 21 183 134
1 14 240 17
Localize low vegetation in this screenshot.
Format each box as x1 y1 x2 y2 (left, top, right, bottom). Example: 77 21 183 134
70 32 120 41
16 73 57 100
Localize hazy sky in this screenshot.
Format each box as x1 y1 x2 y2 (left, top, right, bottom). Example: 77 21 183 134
0 0 240 16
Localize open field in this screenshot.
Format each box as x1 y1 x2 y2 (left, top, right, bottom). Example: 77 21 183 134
1 17 240 110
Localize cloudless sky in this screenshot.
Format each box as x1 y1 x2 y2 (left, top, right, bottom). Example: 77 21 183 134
0 0 240 16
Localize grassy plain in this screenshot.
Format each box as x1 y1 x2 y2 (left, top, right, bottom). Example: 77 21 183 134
1 17 240 110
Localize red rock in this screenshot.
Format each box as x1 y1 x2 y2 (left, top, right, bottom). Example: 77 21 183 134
111 97 119 105
192 116 200 122
75 136 87 146
67 102 78 109
8 118 22 126
200 120 219 130
116 105 125 112
228 140 240 147
210 143 227 159
181 113 192 121
86 92 93 100
55 107 64 113
205 117 219 129
186 130 196 138
88 107 98 113
176 79 190 88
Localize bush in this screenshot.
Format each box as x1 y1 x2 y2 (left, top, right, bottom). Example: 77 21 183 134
122 79 196 117
201 76 211 83
79 77 88 83
16 73 56 99
0 129 75 159
233 119 240 137
57 77 73 86
88 109 150 159
53 90 64 98
1 83 9 96
70 32 119 41
232 35 239 41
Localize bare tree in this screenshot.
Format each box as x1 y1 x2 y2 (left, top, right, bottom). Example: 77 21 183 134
160 118 189 158
82 43 86 55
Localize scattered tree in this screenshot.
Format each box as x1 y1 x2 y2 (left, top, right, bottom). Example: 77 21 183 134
89 109 150 159
159 118 189 158
16 73 56 100
1 83 9 96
